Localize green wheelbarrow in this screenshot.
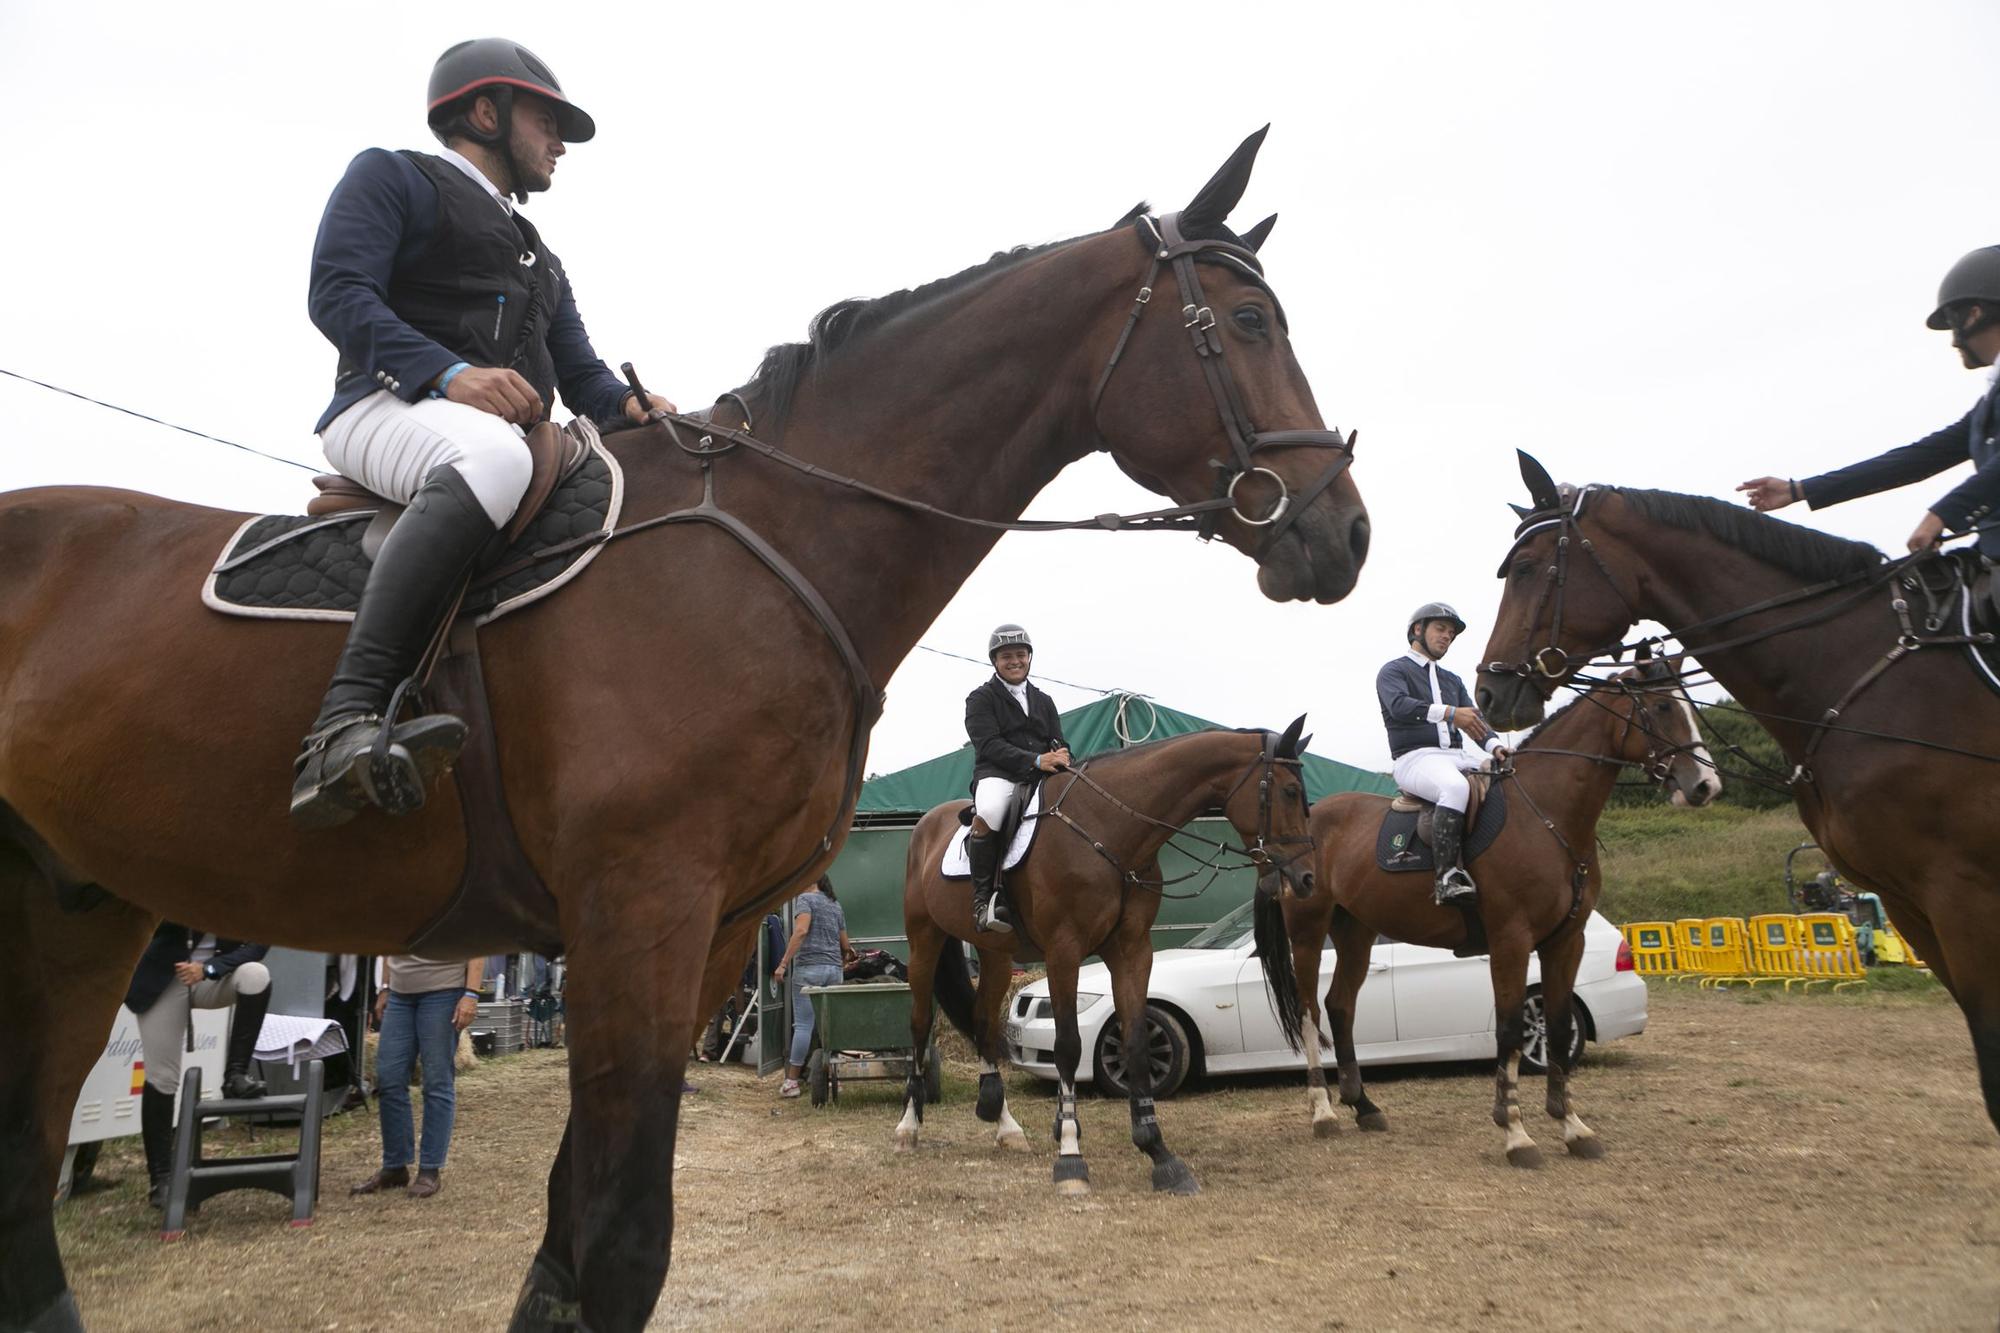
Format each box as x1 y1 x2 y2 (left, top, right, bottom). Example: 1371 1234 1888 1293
800 981 941 1108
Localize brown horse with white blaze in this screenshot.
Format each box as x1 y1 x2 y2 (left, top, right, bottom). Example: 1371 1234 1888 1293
1256 660 1717 1166
1477 452 2000 1142
898 721 1314 1196
0 129 1366 1332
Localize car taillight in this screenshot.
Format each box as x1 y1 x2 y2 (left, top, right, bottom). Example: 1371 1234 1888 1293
1615 939 1635 972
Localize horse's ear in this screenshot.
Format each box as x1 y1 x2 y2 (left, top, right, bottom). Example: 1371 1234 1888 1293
1297 732 1314 756
1635 641 1654 661
1276 713 1306 759
1182 125 1269 234
1610 643 1627 663
1509 502 1533 520
1242 213 1278 252
1517 450 1562 514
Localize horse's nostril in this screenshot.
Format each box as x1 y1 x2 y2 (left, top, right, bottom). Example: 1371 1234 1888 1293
1477 686 1493 713
1348 513 1371 564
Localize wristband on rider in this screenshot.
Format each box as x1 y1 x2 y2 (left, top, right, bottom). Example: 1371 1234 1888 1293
432 362 471 399
1788 478 1801 503
462 990 480 1000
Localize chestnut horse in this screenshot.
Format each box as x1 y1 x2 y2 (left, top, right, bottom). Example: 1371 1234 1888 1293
1256 661 1717 1167
897 721 1313 1196
1476 452 2000 1141
0 130 1368 1332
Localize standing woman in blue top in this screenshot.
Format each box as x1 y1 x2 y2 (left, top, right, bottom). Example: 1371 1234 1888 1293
1740 246 2000 556
291 38 674 829
1376 603 1511 906
772 877 854 1099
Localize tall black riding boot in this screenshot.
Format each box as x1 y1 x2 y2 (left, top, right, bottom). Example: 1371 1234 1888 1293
139 1084 176 1208
967 830 1012 935
222 985 270 1100
1430 806 1478 907
290 464 499 829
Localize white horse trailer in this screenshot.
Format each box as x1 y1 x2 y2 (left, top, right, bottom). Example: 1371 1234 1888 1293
58 1005 227 1200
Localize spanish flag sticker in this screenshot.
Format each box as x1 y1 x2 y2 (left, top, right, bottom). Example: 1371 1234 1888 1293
130 1062 145 1095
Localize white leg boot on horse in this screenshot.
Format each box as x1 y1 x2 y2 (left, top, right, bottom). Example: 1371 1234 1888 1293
1536 930 1606 1160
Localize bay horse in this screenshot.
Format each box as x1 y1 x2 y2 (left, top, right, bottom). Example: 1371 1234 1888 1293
1476 451 2000 1141
0 130 1368 1332
1255 660 1717 1167
897 720 1314 1196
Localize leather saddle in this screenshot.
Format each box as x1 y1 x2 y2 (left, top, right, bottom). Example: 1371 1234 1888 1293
1389 770 1491 851
306 419 594 546
1903 548 2000 637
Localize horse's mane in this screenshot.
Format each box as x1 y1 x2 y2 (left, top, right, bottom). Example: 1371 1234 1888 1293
1074 724 1264 770
1610 487 1884 581
732 202 1152 433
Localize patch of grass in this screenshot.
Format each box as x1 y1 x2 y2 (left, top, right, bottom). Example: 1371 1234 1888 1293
1596 804 1810 923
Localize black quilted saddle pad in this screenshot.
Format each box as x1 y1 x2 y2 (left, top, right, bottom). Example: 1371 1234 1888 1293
1373 784 1508 874
203 441 622 626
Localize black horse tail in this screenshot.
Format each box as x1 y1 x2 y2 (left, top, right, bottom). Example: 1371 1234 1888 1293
1252 878 1307 1054
932 940 980 1040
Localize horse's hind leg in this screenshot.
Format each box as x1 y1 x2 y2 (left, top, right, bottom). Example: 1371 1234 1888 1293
1100 936 1197 1195
1330 908 1388 1132
1489 941 1542 1168
972 946 1029 1152
0 849 154 1333
1536 928 1604 1159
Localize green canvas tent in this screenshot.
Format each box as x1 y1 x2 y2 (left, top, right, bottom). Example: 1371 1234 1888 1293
827 694 1395 953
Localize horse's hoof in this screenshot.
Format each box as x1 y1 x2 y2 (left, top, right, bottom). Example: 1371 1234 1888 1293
1151 1157 1201 1195
508 1257 581 1332
894 1130 918 1153
996 1129 1031 1153
22 1289 84 1333
1311 1114 1340 1139
1053 1156 1091 1195
1506 1143 1544 1170
1566 1135 1607 1160
1357 1111 1390 1132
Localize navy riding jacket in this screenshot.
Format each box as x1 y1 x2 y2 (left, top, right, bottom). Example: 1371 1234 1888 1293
1377 652 1500 760
1801 379 2000 559
307 148 631 433
965 676 1066 786
124 922 269 1015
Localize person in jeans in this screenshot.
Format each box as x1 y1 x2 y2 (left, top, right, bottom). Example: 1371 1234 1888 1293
351 954 483 1198
772 878 854 1098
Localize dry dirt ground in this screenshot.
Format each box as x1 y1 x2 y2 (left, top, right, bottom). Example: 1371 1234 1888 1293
55 983 1999 1331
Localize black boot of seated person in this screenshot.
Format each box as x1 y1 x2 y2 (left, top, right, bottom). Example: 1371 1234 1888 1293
968 830 1012 935
221 985 270 1100
1430 806 1478 907
139 1084 176 1209
290 465 496 829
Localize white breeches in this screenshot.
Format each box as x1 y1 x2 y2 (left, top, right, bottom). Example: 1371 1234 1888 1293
321 390 532 527
973 777 1018 831
135 962 270 1094
1392 748 1485 813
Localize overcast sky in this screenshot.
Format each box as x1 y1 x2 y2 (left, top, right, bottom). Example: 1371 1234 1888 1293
5 1 1995 776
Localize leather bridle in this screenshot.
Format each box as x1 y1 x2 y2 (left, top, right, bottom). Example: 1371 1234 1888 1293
1485 486 1646 685
1088 212 1356 546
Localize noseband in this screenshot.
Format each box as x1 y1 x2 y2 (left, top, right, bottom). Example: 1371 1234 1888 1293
1089 212 1355 546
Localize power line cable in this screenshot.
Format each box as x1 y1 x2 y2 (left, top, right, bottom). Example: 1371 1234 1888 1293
0 367 321 474
912 643 1147 700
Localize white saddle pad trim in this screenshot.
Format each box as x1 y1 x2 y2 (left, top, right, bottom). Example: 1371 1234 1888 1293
940 786 1041 879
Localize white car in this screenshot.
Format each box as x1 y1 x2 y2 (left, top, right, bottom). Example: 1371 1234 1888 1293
1005 903 1645 1098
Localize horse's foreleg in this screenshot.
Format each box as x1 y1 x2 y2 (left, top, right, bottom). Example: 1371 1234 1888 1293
510 1119 582 1331
1490 946 1541 1168
1044 945 1091 1197
1101 938 1197 1194
0 855 154 1333
895 918 943 1153
1330 910 1388 1132
541 904 710 1332
1289 926 1337 1138
973 947 1028 1152
1535 929 1604 1160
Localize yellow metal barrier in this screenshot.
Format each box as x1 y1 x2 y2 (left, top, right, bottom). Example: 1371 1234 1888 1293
1621 922 1678 978
1745 913 1805 988
1673 918 1710 980
1796 913 1868 991
1697 917 1755 987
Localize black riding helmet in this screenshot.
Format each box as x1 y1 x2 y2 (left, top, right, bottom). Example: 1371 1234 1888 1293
427 38 596 143
1926 245 2000 331
988 624 1033 660
1406 601 1467 643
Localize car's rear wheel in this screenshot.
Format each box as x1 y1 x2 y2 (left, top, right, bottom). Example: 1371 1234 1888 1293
1519 988 1587 1075
1093 1004 1191 1099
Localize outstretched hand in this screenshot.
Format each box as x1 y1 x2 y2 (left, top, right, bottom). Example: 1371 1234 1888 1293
1736 477 1798 513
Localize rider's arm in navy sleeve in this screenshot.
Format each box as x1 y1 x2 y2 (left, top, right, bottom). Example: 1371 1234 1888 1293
1376 661 1433 726
1799 411 1973 511
548 271 635 423
207 941 270 978
307 149 462 402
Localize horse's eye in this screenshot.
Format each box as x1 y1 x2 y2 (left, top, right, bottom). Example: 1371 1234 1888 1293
1233 305 1267 336
1511 561 1536 584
